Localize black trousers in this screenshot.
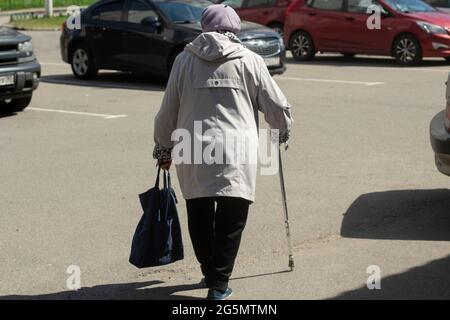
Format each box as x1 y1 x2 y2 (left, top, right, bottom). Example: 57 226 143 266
186 196 250 292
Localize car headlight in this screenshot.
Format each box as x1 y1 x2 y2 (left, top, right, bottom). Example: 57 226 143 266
278 37 285 49
18 41 33 53
416 21 447 35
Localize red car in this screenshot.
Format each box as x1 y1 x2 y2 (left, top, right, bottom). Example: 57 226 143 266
219 0 293 34
284 0 450 65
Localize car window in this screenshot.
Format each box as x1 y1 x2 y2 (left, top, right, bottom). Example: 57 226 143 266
91 1 124 21
127 0 158 23
425 0 439 5
222 0 245 8
311 0 343 10
154 0 207 22
426 0 450 7
384 0 435 12
347 0 377 12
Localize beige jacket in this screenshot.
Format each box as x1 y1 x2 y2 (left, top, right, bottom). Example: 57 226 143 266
153 32 292 202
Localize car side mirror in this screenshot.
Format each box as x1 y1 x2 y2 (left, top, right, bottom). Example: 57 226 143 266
141 16 162 30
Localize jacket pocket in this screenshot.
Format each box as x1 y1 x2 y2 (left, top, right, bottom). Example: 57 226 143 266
194 78 241 89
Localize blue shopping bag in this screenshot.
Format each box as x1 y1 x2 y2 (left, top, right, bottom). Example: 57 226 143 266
129 167 183 268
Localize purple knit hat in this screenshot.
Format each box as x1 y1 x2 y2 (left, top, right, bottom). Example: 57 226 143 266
201 4 241 34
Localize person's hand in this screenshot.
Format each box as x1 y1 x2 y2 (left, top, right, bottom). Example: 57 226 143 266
158 159 172 170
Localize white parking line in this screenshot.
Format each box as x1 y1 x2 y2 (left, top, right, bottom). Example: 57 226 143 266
40 62 68 66
343 66 450 73
28 107 127 119
276 76 384 86
41 61 450 73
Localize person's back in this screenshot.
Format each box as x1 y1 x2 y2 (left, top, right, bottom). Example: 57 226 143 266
153 4 293 300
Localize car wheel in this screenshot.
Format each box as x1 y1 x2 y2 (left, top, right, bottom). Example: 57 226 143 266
2 96 32 112
71 44 98 79
269 22 284 37
290 31 315 61
393 35 422 66
445 57 450 63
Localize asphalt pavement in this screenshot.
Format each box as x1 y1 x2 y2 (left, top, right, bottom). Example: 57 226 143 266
2 30 450 299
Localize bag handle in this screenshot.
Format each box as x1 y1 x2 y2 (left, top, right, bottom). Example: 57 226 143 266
167 171 172 189
163 170 171 190
154 166 161 188
155 166 171 190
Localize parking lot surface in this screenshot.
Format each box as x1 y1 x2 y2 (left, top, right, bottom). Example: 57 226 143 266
2 31 450 299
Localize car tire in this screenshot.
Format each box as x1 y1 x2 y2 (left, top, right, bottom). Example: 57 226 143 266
268 22 284 37
290 31 315 61
393 35 422 66
445 57 450 63
71 43 98 80
2 96 32 112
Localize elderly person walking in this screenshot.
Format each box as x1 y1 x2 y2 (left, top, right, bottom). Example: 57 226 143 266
153 4 292 300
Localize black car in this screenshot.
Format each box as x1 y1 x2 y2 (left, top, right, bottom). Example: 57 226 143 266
60 0 286 79
0 27 40 111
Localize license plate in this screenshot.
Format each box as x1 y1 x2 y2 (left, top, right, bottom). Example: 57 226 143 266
0 75 15 86
264 57 280 67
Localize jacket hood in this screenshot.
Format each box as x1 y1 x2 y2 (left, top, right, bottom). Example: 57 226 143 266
185 32 245 62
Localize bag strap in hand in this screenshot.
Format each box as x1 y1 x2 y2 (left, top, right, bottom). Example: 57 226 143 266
154 166 161 188
162 170 172 190
155 166 171 190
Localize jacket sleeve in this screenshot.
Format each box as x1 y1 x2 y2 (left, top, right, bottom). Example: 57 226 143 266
255 56 293 144
153 55 182 161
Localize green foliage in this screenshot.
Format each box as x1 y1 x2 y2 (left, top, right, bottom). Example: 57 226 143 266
0 0 96 11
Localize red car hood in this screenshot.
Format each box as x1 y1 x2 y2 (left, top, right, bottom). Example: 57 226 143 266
403 11 450 28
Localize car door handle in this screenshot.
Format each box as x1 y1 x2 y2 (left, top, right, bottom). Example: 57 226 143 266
345 16 355 21
307 12 317 16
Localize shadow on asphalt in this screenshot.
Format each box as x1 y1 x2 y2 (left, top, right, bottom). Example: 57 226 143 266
0 280 205 300
0 270 291 300
231 270 292 281
0 112 17 119
341 189 450 241
332 254 450 299
336 189 450 299
41 72 167 92
285 55 450 68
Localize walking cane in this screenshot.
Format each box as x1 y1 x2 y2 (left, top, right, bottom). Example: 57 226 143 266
278 144 295 271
